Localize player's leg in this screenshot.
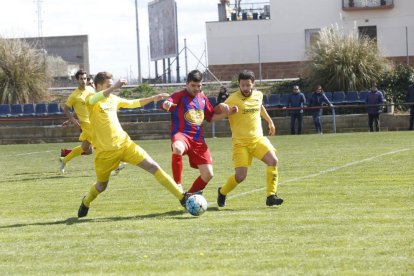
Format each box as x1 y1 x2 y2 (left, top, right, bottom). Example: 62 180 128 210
187 164 213 194
171 140 186 192
255 138 283 206
217 144 249 207
187 143 213 194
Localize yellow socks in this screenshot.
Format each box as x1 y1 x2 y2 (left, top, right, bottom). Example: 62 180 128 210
266 166 278 196
221 175 238 195
154 169 183 199
63 145 83 164
83 184 100 207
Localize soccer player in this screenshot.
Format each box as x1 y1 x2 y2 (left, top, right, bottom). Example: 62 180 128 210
216 70 284 207
59 69 95 173
77 71 186 218
162 69 222 196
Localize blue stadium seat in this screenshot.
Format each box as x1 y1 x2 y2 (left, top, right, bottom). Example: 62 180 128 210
208 96 217 106
345 91 360 105
156 99 166 110
279 93 289 107
332 91 346 105
358 91 369 103
35 103 48 116
47 103 64 115
0 104 11 117
23 104 36 116
262 94 269 107
324 92 333 102
143 101 156 112
268 94 280 107
10 104 23 117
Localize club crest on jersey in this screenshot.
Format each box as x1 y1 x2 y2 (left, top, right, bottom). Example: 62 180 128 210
184 109 204 125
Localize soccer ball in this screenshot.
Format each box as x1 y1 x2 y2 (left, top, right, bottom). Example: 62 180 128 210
186 194 208 216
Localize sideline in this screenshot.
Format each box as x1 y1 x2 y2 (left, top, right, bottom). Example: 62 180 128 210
213 148 411 205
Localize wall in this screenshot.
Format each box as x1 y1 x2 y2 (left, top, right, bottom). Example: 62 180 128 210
0 113 409 144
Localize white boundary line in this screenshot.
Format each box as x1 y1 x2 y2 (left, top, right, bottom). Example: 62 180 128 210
214 148 411 204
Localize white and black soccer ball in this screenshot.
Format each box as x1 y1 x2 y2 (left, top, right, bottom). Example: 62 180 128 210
186 194 208 216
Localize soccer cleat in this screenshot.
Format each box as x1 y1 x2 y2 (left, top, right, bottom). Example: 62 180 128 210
112 162 126 176
179 192 190 208
59 157 65 174
78 197 89 218
217 187 226 207
266 194 284 206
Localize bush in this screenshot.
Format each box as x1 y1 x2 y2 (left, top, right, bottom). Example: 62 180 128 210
379 64 414 109
0 37 50 104
269 79 311 94
305 26 390 92
119 82 156 98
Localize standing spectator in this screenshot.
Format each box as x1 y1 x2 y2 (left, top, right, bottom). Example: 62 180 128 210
308 85 333 134
365 82 385 132
285 85 306 134
216 86 229 106
406 83 414 130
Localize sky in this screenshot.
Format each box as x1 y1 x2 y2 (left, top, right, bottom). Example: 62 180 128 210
0 0 219 82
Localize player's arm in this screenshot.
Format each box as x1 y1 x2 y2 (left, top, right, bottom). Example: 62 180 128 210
140 93 169 107
261 105 275 136
89 79 127 105
211 103 238 122
63 104 80 128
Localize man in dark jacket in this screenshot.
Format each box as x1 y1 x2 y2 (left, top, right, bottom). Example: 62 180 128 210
406 83 414 130
365 82 385 132
285 85 306 134
308 85 333 134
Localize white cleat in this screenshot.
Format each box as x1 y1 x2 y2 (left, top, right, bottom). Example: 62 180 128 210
112 162 126 175
59 157 65 174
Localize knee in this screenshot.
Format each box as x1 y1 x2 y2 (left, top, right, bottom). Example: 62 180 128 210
235 173 247 183
96 182 108 192
202 171 214 182
172 144 185 155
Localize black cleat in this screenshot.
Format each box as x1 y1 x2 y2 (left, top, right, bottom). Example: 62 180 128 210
217 187 226 207
78 197 89 218
179 192 189 208
266 194 284 206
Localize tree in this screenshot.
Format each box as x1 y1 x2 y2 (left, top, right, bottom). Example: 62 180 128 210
0 37 50 104
305 26 390 91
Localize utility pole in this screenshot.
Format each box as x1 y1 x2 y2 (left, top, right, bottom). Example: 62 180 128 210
135 0 142 84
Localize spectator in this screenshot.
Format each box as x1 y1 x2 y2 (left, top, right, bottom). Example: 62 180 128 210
308 85 333 134
285 85 306 134
365 82 385 132
406 83 414 130
216 86 229 106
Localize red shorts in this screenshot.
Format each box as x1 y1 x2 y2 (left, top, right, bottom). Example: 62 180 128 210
172 133 213 169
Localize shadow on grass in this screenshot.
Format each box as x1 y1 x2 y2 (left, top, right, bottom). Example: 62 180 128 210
0 210 189 229
0 174 92 183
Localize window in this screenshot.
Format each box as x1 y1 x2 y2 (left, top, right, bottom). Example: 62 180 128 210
358 26 377 41
305 29 321 48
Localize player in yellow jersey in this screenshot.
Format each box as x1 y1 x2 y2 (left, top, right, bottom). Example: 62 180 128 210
59 69 95 173
215 70 283 207
77 71 187 218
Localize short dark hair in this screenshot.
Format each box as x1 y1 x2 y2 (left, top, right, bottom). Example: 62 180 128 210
238 70 255 82
187 70 203 83
75 69 87 80
94 71 113 86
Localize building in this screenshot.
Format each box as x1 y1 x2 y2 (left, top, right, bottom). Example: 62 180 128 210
206 0 414 80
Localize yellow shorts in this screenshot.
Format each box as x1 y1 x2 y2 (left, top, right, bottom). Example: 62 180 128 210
79 122 93 143
94 139 149 182
232 137 276 168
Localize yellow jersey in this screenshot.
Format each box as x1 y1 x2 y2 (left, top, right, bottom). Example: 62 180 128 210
88 94 141 152
65 86 95 129
225 89 264 145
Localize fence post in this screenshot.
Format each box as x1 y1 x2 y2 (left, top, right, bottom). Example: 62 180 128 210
332 107 337 133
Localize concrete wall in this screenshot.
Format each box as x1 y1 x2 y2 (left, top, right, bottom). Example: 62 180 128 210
0 113 410 144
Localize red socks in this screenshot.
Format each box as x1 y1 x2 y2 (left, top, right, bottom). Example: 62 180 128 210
171 154 183 184
188 176 207 194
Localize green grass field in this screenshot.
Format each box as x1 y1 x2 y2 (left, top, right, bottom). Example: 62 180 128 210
0 132 413 275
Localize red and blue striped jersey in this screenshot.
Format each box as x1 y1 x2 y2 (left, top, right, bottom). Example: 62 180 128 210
166 89 214 142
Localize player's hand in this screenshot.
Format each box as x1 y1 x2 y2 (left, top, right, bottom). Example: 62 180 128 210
230 106 238 114
163 100 177 111
154 93 170 101
114 79 127 89
268 123 275 136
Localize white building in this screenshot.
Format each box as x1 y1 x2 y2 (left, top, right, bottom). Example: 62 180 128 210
206 0 414 80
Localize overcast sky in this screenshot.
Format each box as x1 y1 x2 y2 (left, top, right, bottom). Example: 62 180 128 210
0 0 219 81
